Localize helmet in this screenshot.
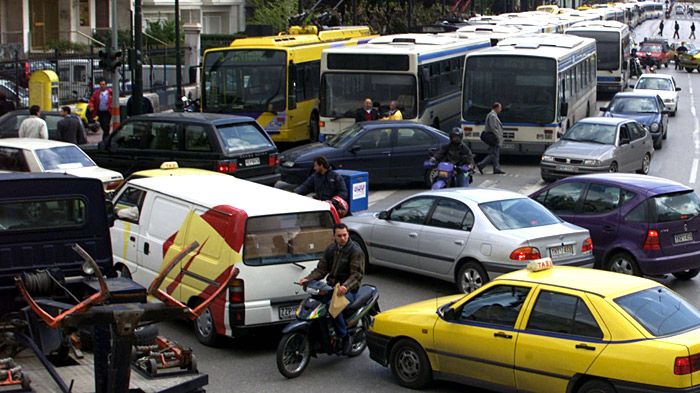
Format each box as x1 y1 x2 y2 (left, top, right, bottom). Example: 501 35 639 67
450 127 463 144
328 196 349 218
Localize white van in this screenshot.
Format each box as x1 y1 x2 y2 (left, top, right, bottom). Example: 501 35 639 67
110 174 337 345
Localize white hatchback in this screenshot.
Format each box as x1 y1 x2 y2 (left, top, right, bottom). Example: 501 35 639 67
633 73 681 115
0 138 123 192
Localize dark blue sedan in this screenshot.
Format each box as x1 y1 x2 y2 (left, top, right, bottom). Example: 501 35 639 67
600 91 669 149
279 121 449 186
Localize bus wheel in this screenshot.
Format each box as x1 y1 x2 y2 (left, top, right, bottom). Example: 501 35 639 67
309 112 320 142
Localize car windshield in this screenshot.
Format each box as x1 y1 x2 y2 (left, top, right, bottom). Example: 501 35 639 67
640 44 662 52
36 146 95 170
608 97 658 113
615 286 700 336
479 198 561 230
636 78 673 91
216 123 273 153
562 122 617 145
652 191 700 222
325 123 363 148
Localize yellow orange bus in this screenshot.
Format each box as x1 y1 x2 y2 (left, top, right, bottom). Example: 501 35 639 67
202 26 375 143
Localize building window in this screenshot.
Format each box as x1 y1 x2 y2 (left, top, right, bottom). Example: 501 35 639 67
79 0 90 27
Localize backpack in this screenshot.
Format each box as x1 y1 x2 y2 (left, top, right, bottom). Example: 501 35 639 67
480 130 498 147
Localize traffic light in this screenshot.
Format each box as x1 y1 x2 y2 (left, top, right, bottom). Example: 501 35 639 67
128 48 142 70
98 48 123 72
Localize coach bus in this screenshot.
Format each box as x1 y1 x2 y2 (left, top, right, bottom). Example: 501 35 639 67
201 26 375 143
461 34 597 155
566 20 631 93
318 33 490 137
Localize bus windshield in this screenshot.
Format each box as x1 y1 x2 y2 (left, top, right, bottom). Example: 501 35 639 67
569 31 620 70
321 73 417 119
203 49 287 113
463 56 556 124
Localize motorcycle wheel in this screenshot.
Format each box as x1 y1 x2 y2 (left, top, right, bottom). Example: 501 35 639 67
276 331 311 379
347 315 370 357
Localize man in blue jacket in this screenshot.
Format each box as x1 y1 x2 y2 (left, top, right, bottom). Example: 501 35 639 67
294 156 349 202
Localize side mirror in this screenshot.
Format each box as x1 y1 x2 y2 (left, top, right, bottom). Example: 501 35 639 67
676 87 682 91
378 211 389 220
350 144 362 153
442 307 457 321
116 206 140 222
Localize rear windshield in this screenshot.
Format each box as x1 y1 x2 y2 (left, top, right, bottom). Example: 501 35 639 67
615 286 700 336
479 198 560 230
217 123 273 154
653 191 700 223
36 146 95 170
0 198 86 232
243 211 335 266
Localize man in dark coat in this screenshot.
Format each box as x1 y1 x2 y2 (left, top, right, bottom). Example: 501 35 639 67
57 106 87 145
354 98 380 123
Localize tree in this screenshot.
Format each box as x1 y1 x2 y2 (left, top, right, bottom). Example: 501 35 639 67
247 0 298 33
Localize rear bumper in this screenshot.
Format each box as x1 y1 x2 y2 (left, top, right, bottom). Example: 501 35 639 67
611 379 700 393
484 254 594 273
367 331 392 367
637 248 700 275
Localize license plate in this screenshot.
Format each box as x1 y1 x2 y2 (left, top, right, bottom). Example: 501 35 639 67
502 143 514 149
674 232 694 244
549 244 574 258
557 165 578 172
278 304 298 320
245 157 261 167
438 170 449 178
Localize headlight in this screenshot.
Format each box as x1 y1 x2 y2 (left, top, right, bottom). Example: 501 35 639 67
583 159 600 166
82 260 95 275
541 155 555 162
650 123 659 132
282 161 295 168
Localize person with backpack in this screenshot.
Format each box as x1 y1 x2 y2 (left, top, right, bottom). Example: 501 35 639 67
477 102 505 175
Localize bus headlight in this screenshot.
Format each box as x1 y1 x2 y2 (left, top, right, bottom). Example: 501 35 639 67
650 123 659 132
541 155 555 162
583 159 600 166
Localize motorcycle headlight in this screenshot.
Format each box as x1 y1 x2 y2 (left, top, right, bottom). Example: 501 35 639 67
583 159 600 166
282 161 295 168
541 155 555 162
82 260 95 275
650 122 659 132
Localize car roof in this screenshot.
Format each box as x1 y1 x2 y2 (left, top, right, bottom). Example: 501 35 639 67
637 73 674 80
578 116 629 126
357 120 438 129
498 266 658 298
418 187 526 203
126 112 257 126
612 91 661 99
0 109 61 117
0 138 75 150
553 173 690 195
127 175 332 216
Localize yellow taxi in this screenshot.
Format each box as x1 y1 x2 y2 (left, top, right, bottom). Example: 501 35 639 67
367 259 700 393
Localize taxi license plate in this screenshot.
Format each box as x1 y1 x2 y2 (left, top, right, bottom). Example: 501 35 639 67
674 232 694 244
557 165 578 172
549 244 574 257
278 304 297 320
245 157 261 167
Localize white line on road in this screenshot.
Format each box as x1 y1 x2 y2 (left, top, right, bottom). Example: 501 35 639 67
691 159 699 184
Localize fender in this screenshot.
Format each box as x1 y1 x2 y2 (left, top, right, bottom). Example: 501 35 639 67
282 320 312 334
432 180 447 190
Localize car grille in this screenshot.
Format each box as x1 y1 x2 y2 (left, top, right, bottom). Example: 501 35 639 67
553 157 584 165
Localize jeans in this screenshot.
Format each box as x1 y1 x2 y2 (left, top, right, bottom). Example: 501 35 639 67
98 110 111 142
478 145 501 172
324 291 356 337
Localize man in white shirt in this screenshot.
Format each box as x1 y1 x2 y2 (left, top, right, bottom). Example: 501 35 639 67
18 105 48 139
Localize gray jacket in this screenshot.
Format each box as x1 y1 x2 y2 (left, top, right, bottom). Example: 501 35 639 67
485 110 504 146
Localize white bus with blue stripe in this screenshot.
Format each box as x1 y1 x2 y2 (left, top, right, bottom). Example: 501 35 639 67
461 34 597 155
566 21 631 93
318 34 490 136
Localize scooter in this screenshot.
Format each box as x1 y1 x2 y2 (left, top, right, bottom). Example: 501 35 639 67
276 280 380 379
424 159 472 189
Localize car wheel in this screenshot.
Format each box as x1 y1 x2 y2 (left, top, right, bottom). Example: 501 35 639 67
390 339 432 389
686 67 695 73
608 162 618 173
672 269 700 280
350 233 371 273
194 306 220 346
653 136 662 149
606 252 641 276
424 168 438 189
456 261 489 294
577 379 616 393
637 153 651 175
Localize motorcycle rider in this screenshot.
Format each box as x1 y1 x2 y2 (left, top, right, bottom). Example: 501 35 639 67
431 127 476 187
298 223 364 354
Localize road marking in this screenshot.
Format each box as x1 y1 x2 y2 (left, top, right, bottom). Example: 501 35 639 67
368 190 397 207
691 159 699 184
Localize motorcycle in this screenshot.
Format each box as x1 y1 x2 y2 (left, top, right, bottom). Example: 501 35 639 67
276 280 380 379
181 96 200 112
424 159 472 189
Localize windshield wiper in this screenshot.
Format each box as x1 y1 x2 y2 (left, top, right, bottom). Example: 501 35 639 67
576 139 606 144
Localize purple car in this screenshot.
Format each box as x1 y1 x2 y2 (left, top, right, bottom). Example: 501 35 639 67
530 173 700 279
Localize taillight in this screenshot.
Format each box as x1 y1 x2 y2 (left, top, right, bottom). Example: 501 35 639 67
674 354 700 375
217 160 237 173
319 121 325 127
581 237 593 253
510 247 541 261
268 154 279 168
643 229 661 251
229 278 244 303
104 180 122 191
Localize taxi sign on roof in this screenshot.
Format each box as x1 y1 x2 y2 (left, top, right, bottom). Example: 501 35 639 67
160 161 179 170
526 257 553 272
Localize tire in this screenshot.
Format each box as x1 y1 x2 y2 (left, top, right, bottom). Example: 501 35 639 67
424 168 437 189
577 379 616 393
194 306 220 346
686 67 695 73
637 153 651 175
347 315 370 357
276 332 311 379
133 325 159 346
390 339 432 389
606 252 641 276
350 233 371 273
456 261 489 294
670 109 676 117
653 137 662 150
673 269 700 280
309 112 320 142
20 372 31 391
609 162 618 173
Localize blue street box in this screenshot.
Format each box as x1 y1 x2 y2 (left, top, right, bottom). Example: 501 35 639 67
335 169 369 213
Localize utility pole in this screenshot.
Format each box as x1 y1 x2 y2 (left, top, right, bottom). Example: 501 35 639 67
111 0 121 133
174 0 183 111
133 0 144 116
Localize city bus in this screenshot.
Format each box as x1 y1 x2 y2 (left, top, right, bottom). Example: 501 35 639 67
201 26 375 143
319 34 490 137
455 25 531 46
461 34 597 155
566 20 630 93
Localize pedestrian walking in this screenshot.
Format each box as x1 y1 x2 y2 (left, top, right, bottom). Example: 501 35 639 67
18 105 48 139
674 20 680 39
89 79 112 142
691 22 696 39
0 92 15 117
660 20 665 35
57 106 87 145
476 102 505 175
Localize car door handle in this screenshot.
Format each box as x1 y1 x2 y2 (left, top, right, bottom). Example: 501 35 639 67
454 240 464 245
408 233 418 238
575 343 596 351
494 332 513 339
129 236 136 242
143 242 150 255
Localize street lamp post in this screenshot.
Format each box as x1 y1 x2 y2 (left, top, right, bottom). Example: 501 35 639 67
175 0 183 111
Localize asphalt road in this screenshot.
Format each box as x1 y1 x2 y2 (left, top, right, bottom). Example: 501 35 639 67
150 17 700 393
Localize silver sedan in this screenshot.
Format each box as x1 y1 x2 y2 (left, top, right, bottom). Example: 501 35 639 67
343 188 594 293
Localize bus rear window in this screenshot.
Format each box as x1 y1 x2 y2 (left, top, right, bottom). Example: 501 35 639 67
0 198 86 232
243 211 335 266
